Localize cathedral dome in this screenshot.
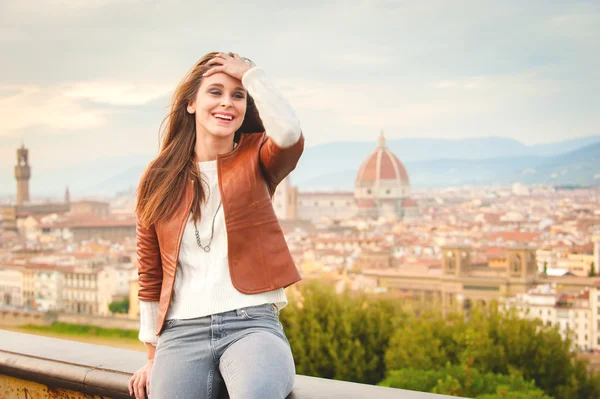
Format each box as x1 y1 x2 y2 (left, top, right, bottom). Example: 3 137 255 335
356 131 410 188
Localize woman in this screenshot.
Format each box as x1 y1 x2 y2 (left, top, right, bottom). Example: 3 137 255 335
128 52 304 399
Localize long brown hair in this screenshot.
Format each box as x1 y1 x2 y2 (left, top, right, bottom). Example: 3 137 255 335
136 52 264 228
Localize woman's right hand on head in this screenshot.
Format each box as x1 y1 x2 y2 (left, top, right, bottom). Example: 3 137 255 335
128 359 154 398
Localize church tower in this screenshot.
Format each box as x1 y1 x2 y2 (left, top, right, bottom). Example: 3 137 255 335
442 245 472 276
15 143 31 206
65 186 71 204
506 246 537 278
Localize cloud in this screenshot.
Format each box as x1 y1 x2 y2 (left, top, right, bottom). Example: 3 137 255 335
0 84 107 132
336 53 388 66
432 78 482 90
433 81 457 89
64 81 172 106
0 0 598 175
0 79 172 134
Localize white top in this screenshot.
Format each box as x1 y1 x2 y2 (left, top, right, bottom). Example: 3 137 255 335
138 67 302 345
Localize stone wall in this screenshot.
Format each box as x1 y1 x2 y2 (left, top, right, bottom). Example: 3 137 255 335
0 309 52 328
0 309 139 331
56 312 139 330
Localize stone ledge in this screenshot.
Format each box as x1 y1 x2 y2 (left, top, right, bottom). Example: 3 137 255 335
0 330 452 399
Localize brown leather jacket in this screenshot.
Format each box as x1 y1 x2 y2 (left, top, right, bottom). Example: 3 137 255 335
136 132 304 336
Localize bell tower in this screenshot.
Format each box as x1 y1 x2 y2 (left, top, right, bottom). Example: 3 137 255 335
15 143 31 206
442 245 472 276
506 246 537 278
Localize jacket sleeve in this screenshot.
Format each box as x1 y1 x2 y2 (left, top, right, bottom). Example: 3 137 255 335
136 218 163 302
259 133 304 195
241 67 305 194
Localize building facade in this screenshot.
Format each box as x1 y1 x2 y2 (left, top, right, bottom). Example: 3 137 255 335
15 144 31 206
62 267 99 315
355 130 412 218
97 265 136 316
363 245 540 312
276 131 418 223
508 284 596 352
34 268 64 312
296 192 357 222
67 218 137 243
2 145 70 232
70 201 110 218
0 268 23 307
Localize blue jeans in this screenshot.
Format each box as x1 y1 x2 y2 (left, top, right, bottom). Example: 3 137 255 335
150 303 295 399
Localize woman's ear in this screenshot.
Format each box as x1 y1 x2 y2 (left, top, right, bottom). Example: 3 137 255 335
187 100 196 114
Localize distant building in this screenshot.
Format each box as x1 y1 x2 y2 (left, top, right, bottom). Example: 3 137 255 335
97 266 135 316
128 278 140 320
272 176 298 221
66 217 136 242
61 266 99 315
507 285 596 352
70 200 110 218
15 144 31 206
363 245 540 311
355 130 413 218
354 248 392 270
0 267 23 307
2 144 70 232
33 265 65 312
274 130 418 222
512 182 531 196
594 236 600 276
296 192 356 222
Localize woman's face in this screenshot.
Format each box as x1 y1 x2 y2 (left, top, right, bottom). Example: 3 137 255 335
188 72 247 139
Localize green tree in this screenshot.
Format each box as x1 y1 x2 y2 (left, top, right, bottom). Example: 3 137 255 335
280 281 396 384
279 279 600 398
380 365 552 398
108 297 129 314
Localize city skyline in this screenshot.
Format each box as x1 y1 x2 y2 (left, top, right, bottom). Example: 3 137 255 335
1 133 599 199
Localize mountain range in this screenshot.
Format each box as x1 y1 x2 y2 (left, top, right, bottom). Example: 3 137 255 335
2 135 599 198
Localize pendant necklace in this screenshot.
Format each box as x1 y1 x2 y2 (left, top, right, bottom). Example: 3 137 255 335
193 141 234 253
194 200 222 252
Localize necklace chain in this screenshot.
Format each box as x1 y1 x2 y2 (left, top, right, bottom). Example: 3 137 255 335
193 141 234 252
194 200 222 252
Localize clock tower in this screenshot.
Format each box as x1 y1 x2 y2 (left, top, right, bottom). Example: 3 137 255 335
15 143 31 205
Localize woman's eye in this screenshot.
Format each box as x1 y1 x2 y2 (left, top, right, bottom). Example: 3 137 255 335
233 93 245 99
209 90 221 95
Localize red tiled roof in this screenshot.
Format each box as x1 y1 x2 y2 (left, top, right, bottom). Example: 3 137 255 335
483 214 501 224
401 198 417 207
71 252 99 258
62 217 136 229
487 231 541 243
358 199 376 208
571 242 594 254
298 192 354 197
72 200 109 206
356 150 409 184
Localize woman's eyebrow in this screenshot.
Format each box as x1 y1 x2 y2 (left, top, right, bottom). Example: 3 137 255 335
207 83 246 92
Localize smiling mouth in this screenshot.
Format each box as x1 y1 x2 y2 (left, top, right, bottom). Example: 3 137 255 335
213 113 235 122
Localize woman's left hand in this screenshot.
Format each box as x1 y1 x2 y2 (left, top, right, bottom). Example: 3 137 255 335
203 53 252 80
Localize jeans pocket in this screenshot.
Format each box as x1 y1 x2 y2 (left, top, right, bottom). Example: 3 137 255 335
162 318 179 330
241 304 278 321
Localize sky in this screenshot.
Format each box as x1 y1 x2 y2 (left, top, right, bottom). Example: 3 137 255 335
0 0 598 174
